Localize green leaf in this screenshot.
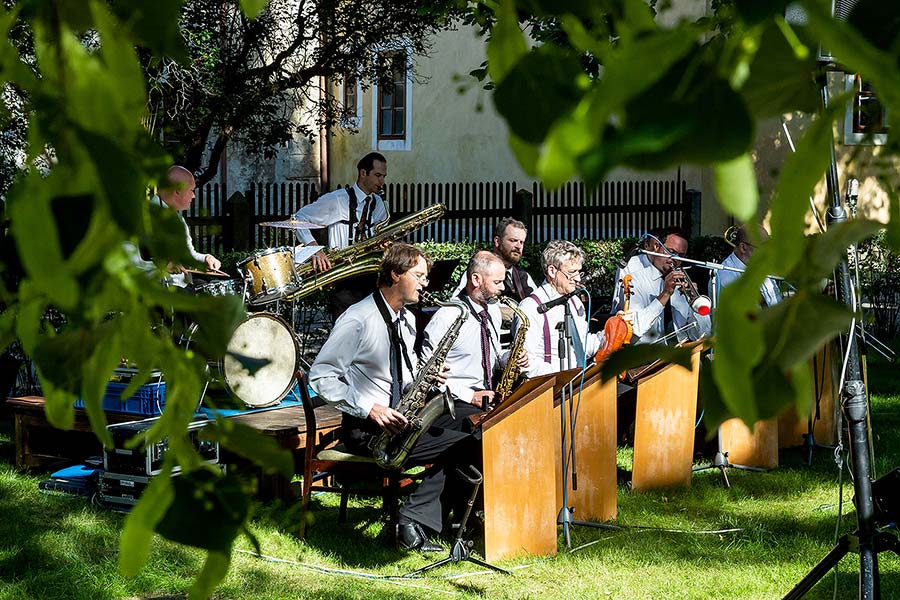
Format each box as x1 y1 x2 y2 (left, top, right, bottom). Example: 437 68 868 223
156 469 249 552
239 0 270 19
599 343 695 384
493 47 585 144
207 421 294 479
885 188 900 251
108 0 188 61
741 21 819 117
759 291 854 371
41 381 76 432
120 466 175 577
787 220 884 285
486 0 528 84
79 128 146 235
713 154 759 222
188 551 232 600
508 132 539 177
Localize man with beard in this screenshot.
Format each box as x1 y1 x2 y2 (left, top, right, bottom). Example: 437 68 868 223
423 251 528 409
309 242 480 553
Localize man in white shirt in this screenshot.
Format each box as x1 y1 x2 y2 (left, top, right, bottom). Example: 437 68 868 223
611 228 711 345
517 240 606 376
128 165 222 288
423 251 527 409
719 225 782 306
293 152 389 318
309 243 480 553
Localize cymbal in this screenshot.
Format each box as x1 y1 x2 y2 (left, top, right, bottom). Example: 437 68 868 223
260 219 324 230
183 268 231 278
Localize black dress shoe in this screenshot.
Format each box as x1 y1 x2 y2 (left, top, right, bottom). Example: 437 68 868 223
397 522 443 553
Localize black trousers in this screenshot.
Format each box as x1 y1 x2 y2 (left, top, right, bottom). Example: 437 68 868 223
341 398 482 533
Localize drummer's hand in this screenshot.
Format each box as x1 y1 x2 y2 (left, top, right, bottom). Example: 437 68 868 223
311 250 332 272
170 262 184 274
205 254 222 271
368 404 408 434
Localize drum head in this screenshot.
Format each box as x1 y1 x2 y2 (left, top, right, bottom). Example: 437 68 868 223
223 313 298 408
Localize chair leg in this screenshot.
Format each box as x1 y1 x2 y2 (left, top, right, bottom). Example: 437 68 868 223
299 473 312 539
386 476 400 546
338 491 349 523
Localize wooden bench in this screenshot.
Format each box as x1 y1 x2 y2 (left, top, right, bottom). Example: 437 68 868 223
6 396 344 500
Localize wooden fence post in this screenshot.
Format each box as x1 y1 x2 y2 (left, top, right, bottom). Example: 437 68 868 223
512 188 533 233
224 191 252 252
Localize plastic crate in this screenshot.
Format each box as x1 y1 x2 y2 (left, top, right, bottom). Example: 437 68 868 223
75 381 166 416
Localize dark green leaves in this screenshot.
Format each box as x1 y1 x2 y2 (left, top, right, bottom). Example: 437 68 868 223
156 468 250 552
205 420 294 479
599 343 695 384
493 47 586 144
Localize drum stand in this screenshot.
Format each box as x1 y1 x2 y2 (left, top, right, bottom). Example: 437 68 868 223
403 465 510 577
692 429 767 489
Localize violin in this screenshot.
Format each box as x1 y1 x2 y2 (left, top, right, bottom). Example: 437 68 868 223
594 274 633 363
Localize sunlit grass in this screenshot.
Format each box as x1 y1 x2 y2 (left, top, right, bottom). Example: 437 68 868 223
1 357 899 599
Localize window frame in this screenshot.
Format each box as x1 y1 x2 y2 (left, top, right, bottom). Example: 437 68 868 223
371 41 413 152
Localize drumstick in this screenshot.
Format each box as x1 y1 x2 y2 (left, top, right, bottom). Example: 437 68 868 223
182 267 231 277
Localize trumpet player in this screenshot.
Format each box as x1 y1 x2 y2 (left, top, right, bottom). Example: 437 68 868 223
422 251 528 409
612 227 711 345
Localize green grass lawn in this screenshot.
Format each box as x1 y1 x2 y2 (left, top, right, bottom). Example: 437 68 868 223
1 357 899 600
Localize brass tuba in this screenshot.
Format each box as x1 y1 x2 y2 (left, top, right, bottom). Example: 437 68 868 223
286 203 446 300
369 292 467 469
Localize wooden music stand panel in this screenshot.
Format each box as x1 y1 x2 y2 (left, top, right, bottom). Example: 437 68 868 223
719 417 778 469
481 377 557 563
631 349 700 491
778 342 839 448
552 366 617 522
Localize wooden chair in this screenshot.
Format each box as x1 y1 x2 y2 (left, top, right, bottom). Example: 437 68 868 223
297 373 417 541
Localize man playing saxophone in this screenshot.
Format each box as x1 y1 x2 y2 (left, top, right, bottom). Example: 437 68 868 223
293 152 389 319
422 251 529 409
309 243 480 553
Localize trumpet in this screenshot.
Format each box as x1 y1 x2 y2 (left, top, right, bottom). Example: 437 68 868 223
673 266 712 316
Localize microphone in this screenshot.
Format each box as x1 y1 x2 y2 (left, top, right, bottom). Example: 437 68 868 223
537 288 582 314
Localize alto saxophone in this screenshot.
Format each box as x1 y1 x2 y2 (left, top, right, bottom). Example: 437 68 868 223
369 292 468 469
287 203 446 300
494 297 529 404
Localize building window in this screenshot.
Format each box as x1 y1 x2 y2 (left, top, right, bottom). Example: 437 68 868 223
339 75 361 128
378 51 407 139
843 74 889 145
371 44 412 151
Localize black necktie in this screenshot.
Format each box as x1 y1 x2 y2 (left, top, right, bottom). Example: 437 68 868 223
663 301 674 339
356 196 372 241
389 317 405 408
478 310 493 389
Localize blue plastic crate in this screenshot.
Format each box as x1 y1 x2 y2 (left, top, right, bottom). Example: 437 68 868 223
75 381 167 416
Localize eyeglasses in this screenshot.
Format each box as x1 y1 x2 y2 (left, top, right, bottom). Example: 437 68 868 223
409 272 430 283
554 267 581 280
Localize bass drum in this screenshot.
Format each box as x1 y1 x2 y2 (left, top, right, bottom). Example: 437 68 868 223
222 312 298 408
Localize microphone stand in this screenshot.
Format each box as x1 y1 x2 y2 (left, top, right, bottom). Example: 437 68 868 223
556 296 606 548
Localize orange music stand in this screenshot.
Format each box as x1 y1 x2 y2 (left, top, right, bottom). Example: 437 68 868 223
479 374 558 562
631 344 702 491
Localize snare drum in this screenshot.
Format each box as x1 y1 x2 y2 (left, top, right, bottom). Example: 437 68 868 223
197 279 244 298
222 312 299 408
237 247 301 305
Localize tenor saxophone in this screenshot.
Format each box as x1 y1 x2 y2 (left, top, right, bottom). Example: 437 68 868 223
369 292 467 469
494 297 529 404
286 203 446 300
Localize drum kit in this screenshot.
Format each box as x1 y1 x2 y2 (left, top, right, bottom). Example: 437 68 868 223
191 219 326 410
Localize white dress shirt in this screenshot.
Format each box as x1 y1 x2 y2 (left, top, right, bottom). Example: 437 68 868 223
452 264 538 299
309 292 417 419
517 281 604 377
719 252 783 307
611 254 711 345
421 294 506 404
293 183 388 249
125 195 208 287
